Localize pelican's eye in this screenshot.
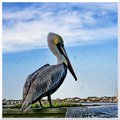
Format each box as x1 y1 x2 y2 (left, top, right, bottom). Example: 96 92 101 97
60 42 64 47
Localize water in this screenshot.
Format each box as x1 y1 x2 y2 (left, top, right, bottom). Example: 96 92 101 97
87 105 118 118
66 103 118 118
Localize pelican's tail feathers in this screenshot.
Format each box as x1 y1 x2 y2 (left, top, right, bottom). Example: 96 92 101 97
21 100 31 112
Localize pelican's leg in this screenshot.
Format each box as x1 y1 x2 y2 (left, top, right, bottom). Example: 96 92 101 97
39 100 43 108
47 93 54 108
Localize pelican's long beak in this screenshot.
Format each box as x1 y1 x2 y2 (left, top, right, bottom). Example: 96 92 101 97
56 43 77 81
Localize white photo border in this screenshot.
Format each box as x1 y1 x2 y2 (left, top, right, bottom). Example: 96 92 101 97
0 0 119 120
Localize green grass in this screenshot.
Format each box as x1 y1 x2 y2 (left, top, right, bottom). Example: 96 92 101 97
31 100 82 108
3 100 82 110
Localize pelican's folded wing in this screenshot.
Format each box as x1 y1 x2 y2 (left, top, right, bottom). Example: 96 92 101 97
22 64 50 103
21 64 65 111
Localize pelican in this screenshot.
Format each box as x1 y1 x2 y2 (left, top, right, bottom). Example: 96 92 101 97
21 32 77 111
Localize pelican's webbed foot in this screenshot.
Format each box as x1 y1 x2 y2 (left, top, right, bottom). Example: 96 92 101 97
50 104 54 108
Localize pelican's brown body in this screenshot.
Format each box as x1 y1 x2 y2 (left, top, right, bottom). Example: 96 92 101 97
21 33 77 111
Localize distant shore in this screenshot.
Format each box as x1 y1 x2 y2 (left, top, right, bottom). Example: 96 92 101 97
3 96 117 106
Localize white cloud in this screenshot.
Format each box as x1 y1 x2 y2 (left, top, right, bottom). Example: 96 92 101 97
3 3 117 53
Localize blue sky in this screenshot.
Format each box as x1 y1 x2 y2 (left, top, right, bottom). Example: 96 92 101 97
2 2 118 99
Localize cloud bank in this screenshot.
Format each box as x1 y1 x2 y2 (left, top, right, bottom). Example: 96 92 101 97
3 2 118 53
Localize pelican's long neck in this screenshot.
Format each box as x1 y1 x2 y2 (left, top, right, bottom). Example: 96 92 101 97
47 33 64 64
49 42 63 64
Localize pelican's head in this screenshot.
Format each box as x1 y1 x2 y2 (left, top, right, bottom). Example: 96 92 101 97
47 32 77 81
